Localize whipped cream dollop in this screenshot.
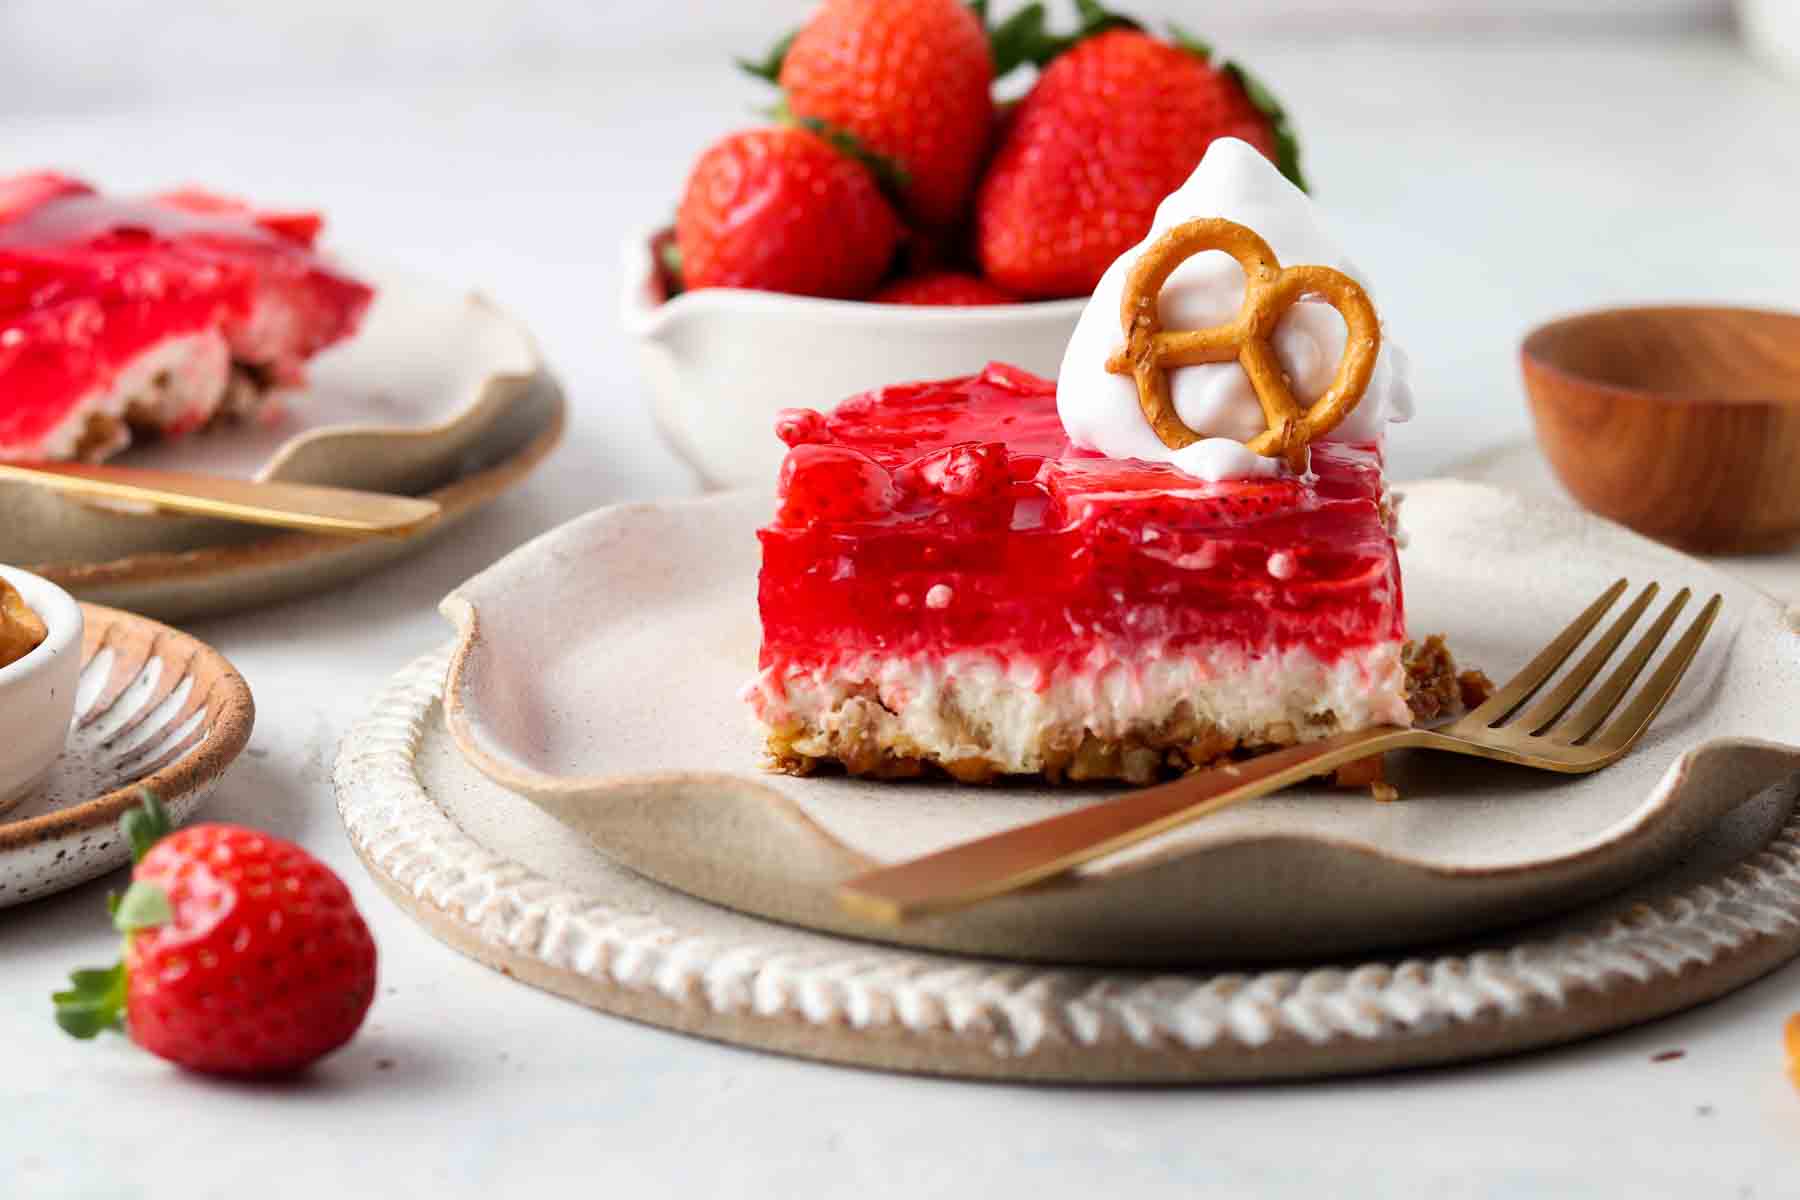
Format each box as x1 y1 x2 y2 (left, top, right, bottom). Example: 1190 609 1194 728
1056 138 1414 481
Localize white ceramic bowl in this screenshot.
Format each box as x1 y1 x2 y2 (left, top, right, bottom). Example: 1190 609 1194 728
621 227 1084 490
0 565 83 813
1740 0 1800 79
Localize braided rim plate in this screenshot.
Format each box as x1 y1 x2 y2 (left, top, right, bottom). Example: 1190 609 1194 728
336 645 1800 1082
0 603 254 907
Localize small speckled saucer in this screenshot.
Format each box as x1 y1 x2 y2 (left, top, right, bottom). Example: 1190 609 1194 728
0 604 254 907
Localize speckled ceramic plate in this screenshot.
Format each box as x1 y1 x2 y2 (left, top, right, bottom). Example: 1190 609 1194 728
2 270 565 622
336 644 1800 1082
1451 440 1800 607
0 604 254 907
437 480 1800 965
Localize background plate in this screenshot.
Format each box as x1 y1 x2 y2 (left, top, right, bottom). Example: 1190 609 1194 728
0 603 254 906
2 269 565 622
439 481 1800 964
1451 440 1800 607
3 269 565 618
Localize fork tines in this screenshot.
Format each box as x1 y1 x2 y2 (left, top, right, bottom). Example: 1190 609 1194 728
1465 578 1724 753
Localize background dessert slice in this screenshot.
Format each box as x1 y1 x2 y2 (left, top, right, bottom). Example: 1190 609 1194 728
0 173 373 463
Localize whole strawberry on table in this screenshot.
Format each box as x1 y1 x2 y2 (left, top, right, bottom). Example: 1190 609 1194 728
667 0 1305 306
54 794 378 1076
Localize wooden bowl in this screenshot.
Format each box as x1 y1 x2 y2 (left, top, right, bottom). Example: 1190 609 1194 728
1522 305 1800 553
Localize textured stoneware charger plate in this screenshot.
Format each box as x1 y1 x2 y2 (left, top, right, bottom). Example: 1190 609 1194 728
0 270 565 623
337 642 1800 1082
0 604 254 907
436 480 1800 965
1452 440 1800 607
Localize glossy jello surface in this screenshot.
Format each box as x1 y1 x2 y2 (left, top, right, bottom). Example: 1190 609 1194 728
759 364 1402 669
0 172 371 455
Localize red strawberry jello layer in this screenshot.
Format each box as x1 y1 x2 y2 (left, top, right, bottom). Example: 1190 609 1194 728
0 173 372 463
747 363 1416 784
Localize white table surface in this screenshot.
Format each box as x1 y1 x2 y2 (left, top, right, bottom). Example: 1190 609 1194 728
3 30 1799 1198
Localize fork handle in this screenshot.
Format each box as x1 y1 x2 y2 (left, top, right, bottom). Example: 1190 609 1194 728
0 461 441 538
837 726 1418 923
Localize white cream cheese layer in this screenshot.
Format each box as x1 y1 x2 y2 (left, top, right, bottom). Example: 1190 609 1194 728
749 643 1410 776
1056 137 1414 482
4 331 232 462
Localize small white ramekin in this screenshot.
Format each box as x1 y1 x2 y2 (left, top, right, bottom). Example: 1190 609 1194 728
0 565 84 813
620 226 1085 490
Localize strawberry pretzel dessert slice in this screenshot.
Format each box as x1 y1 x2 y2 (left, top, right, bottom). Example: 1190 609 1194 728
0 172 373 463
747 139 1480 784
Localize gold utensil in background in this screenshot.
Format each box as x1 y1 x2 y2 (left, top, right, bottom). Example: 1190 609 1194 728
840 578 1724 924
0 461 440 539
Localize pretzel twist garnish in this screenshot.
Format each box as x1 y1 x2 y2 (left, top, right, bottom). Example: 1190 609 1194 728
1104 217 1381 472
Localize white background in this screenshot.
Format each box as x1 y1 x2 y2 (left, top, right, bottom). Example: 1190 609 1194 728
0 1 1737 112
2 4 1800 1197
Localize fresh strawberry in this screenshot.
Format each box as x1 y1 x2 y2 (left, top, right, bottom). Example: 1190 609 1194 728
676 127 900 299
976 28 1303 299
55 794 377 1076
778 443 898 525
768 0 993 230
871 272 1015 306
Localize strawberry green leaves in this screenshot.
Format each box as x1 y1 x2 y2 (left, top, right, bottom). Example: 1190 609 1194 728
982 0 1137 76
773 103 914 194
742 1 1135 85
736 30 796 83
1169 24 1308 193
122 790 171 864
986 4 1058 78
51 791 173 1043
52 964 126 1039
1222 61 1308 193
1167 22 1214 61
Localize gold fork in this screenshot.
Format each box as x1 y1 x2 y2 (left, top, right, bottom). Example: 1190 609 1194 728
0 461 440 538
838 578 1725 924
